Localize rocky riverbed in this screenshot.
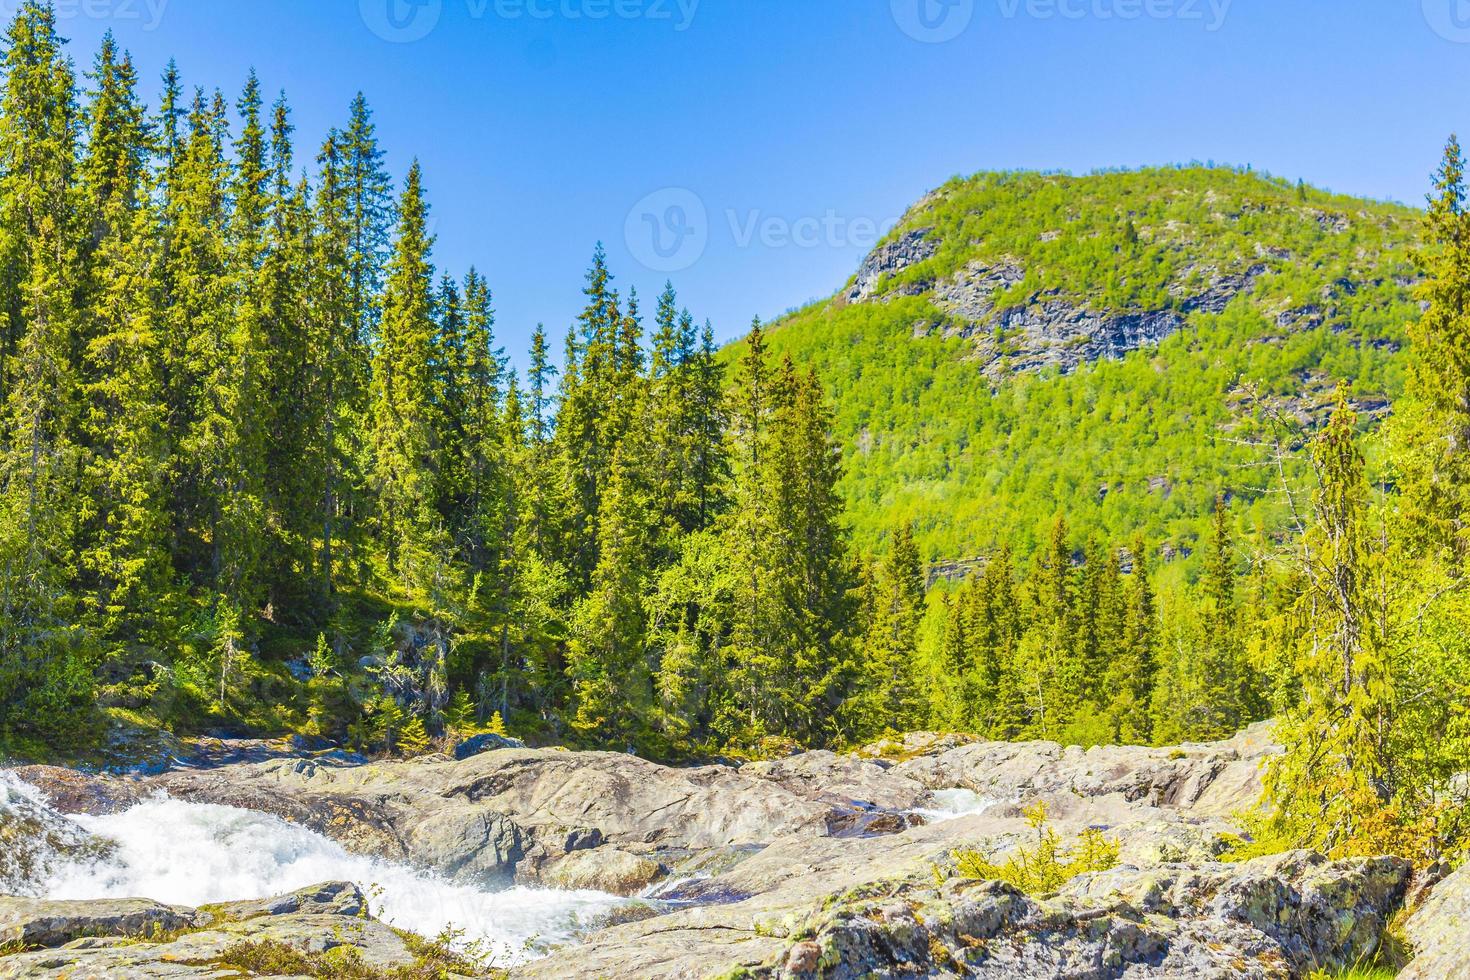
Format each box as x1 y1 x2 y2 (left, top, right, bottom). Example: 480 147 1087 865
1 724 1465 978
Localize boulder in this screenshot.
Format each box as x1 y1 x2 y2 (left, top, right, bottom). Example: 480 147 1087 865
741 751 927 812
890 721 1275 817
0 896 201 949
538 848 665 896
0 882 431 979
454 732 527 759
1401 860 1470 979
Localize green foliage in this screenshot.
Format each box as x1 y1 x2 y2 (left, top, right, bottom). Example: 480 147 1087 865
396 715 430 757
950 802 1120 895
752 166 1416 563
213 930 499 980
486 710 508 738
1 13 1468 902
1242 139 1470 865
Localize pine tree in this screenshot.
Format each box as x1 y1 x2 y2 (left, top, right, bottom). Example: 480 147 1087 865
0 1 90 738
340 92 392 346
1258 391 1397 856
202 74 274 634
309 129 371 598
450 267 504 573
568 444 652 740
1197 495 1243 739
1397 136 1470 563
724 332 852 744
556 245 622 584
369 161 442 592
645 282 688 546
76 34 169 637
1118 536 1157 742
852 525 926 738
688 320 729 530
258 91 320 609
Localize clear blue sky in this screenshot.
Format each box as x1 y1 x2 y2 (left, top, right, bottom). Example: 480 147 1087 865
41 0 1470 365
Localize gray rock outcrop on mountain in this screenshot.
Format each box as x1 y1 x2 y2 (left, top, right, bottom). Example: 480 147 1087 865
842 216 1368 380
933 260 1271 378
845 228 937 302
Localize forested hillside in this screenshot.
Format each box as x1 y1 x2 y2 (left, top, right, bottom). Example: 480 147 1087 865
757 167 1422 561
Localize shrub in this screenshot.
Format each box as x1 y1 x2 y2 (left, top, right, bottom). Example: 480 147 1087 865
950 802 1119 895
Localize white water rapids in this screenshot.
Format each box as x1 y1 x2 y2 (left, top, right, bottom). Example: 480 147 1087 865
0 772 629 964
909 788 1010 822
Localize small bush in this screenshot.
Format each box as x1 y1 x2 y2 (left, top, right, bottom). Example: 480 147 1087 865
950 802 1120 895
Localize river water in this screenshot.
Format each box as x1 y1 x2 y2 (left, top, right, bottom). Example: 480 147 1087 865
0 772 629 965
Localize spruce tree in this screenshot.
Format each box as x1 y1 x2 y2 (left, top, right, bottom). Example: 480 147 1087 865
852 525 926 738
310 129 371 597
0 1 89 737
341 93 393 346
76 34 168 636
369 161 442 592
568 444 653 740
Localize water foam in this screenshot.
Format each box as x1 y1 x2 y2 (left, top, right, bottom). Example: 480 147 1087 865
910 788 1008 822
3 773 629 964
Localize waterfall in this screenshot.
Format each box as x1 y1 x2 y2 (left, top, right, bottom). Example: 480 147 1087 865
0 771 629 964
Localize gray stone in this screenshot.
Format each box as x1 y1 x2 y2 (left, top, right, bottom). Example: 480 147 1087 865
454 732 527 759
1402 860 1470 979
0 896 201 948
0 882 420 980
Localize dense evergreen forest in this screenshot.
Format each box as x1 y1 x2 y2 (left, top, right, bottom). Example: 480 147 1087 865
0 1 1468 861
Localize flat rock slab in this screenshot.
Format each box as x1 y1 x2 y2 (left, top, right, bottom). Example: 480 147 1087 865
0 897 201 948
0 882 423 980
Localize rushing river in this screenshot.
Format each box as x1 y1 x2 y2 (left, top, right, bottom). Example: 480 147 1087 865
0 772 629 964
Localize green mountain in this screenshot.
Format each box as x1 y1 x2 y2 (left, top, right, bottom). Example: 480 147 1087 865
753 166 1423 564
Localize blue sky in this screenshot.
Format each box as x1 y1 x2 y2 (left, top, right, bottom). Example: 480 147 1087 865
38 0 1470 366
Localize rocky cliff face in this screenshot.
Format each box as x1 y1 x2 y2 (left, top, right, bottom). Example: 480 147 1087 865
2 724 1463 979
847 232 1388 380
